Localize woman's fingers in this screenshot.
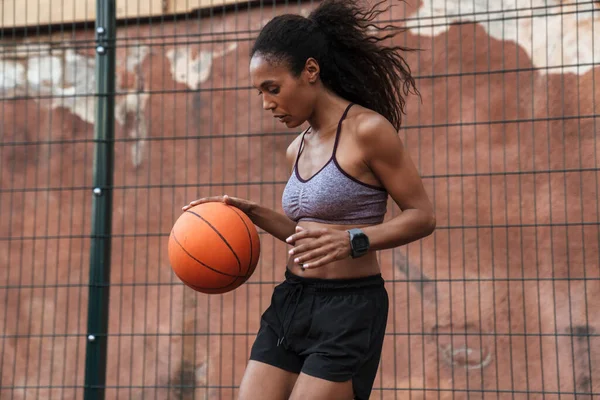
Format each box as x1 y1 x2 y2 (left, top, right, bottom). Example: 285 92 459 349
182 196 225 211
182 195 254 213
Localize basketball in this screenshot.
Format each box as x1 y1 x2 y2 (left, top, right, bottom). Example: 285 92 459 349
168 202 260 294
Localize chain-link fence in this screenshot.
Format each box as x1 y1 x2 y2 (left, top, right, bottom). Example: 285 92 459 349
0 0 598 399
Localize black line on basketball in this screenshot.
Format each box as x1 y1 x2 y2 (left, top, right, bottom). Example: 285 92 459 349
172 230 238 278
186 275 244 293
229 207 255 278
186 209 242 275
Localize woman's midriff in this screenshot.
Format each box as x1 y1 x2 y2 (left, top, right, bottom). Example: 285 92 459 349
285 220 381 279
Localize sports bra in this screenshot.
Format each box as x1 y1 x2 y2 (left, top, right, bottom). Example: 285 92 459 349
281 103 388 225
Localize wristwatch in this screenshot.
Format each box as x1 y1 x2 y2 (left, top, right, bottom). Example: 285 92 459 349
347 228 370 258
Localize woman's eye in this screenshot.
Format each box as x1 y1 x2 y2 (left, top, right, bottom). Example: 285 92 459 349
258 87 279 96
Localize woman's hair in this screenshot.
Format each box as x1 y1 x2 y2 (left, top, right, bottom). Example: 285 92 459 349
250 0 419 131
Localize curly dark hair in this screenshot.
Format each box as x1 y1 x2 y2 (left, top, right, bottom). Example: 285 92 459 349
250 0 419 131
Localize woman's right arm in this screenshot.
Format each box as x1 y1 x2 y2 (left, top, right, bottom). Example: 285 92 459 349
182 195 297 243
246 201 297 242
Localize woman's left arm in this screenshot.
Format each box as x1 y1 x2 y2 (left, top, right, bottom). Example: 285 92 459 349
287 114 436 268
359 115 436 250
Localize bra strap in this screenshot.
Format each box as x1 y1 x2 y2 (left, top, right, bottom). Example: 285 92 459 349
294 126 311 167
332 103 354 157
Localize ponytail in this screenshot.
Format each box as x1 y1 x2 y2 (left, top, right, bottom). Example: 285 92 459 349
251 0 419 131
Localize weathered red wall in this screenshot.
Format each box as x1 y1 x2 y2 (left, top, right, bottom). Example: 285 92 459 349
1 1 598 399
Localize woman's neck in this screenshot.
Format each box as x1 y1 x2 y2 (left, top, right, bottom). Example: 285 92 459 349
306 90 352 135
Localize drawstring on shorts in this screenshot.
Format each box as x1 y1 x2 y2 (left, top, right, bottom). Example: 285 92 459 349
277 281 304 348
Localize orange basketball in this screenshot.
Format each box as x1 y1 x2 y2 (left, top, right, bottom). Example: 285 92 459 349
168 202 260 294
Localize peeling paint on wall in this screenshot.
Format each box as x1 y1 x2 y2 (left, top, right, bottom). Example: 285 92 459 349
0 43 154 167
53 50 96 124
116 91 150 168
0 45 148 124
409 0 599 75
0 60 25 89
166 48 213 89
116 46 151 168
0 40 237 167
124 45 151 73
165 42 237 89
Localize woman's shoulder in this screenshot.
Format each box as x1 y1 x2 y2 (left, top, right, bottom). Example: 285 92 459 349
346 105 397 143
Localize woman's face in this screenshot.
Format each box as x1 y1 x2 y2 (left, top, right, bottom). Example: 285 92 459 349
249 53 318 129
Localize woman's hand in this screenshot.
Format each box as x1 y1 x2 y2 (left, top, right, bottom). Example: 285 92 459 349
182 195 255 214
285 226 352 269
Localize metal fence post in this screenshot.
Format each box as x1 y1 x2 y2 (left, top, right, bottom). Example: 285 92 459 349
84 0 116 398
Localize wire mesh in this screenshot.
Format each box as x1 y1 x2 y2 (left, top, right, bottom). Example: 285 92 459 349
0 0 598 399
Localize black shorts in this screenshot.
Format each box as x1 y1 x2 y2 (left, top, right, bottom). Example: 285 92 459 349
249 269 389 400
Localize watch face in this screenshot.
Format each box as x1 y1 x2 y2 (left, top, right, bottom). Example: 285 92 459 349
353 234 369 250
355 237 368 248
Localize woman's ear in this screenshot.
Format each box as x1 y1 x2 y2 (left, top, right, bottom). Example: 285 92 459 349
304 58 320 84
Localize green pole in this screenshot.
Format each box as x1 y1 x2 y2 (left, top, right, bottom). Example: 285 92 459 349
84 0 116 399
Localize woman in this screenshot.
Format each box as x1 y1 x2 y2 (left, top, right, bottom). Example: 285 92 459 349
182 1 436 399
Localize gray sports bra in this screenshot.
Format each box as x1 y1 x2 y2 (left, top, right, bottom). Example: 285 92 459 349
282 103 388 225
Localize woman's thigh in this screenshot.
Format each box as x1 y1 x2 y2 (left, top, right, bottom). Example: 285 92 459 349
289 373 354 400
237 360 299 400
